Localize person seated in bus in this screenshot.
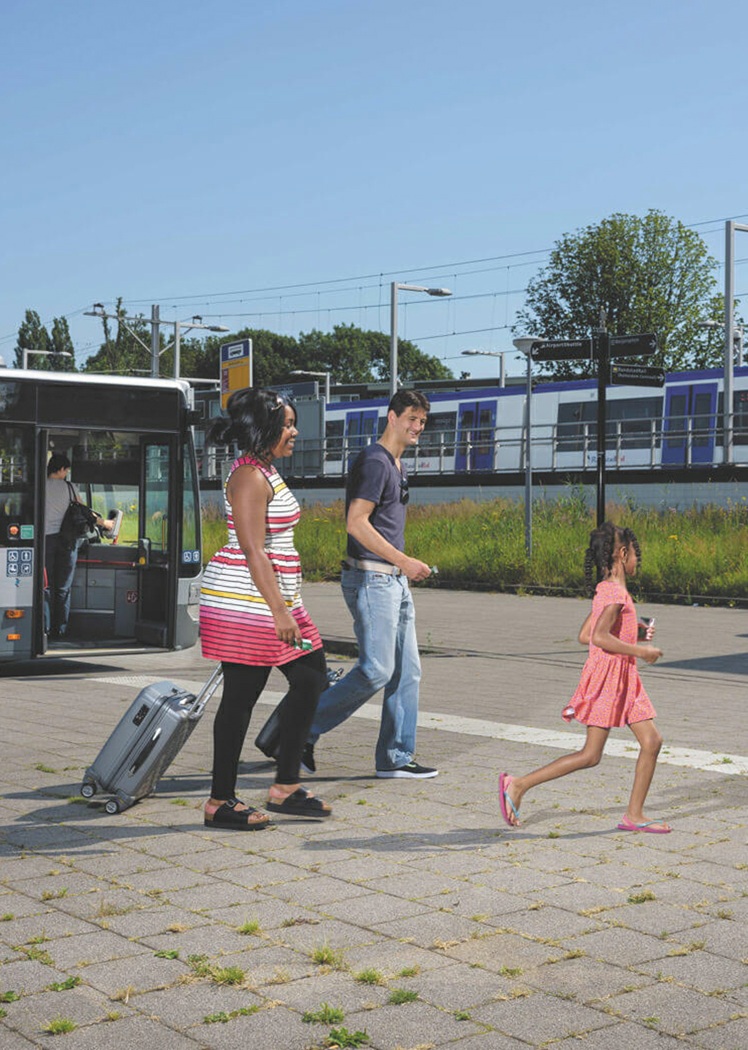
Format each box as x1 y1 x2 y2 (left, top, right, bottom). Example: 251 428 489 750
44 453 113 639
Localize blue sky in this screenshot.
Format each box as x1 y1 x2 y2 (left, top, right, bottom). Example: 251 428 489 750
2 0 746 378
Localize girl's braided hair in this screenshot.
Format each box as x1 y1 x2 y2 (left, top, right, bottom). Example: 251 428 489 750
583 521 641 596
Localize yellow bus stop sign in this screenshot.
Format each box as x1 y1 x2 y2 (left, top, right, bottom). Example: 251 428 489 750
220 339 252 409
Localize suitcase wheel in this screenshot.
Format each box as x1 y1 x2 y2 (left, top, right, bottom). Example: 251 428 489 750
80 782 96 799
105 799 120 815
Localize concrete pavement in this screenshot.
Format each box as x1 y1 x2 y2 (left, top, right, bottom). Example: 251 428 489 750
0 585 745 1049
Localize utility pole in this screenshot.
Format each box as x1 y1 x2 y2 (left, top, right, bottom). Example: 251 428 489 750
150 304 160 378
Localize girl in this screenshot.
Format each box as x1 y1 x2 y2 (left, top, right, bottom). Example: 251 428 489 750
200 388 331 830
499 521 669 833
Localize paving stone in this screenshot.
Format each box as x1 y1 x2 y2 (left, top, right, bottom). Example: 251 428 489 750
0 912 97 945
346 998 483 1047
470 990 615 1042
605 981 738 1037
526 956 654 1002
548 1021 694 1048
79 953 188 997
371 910 485 949
320 892 431 927
444 930 552 971
2 985 115 1038
692 1017 748 1050
635 950 747 993
270 969 390 1013
568 925 673 966
131 981 265 1028
45 1013 204 1049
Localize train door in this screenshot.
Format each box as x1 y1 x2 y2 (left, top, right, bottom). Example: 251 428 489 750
662 382 718 465
344 409 379 471
455 401 496 471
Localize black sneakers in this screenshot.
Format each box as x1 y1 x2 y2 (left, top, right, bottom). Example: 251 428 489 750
376 761 438 779
300 743 316 775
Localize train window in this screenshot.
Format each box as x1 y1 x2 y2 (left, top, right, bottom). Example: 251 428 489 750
325 419 344 461
736 390 748 445
419 412 457 456
556 397 662 451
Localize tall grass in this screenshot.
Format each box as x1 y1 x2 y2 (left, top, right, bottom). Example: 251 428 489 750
201 492 748 603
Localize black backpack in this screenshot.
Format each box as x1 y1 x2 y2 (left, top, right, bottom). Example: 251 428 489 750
59 481 99 550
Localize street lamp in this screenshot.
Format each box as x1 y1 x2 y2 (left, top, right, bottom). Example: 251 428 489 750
513 336 539 559
699 320 744 368
22 349 73 370
173 317 230 380
461 349 506 387
290 369 331 402
390 283 452 399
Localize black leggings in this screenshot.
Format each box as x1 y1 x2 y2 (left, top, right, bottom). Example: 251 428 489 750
211 650 328 799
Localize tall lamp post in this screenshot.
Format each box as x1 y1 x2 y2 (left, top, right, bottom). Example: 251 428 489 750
513 337 539 558
172 316 230 380
390 283 451 399
460 349 506 387
290 369 331 402
22 349 73 370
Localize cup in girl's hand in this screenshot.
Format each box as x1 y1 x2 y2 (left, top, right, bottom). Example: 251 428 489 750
637 616 655 641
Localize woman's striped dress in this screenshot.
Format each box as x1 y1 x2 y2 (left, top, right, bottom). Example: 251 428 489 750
199 456 322 666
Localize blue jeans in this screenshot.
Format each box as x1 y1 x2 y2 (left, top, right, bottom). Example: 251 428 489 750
45 533 79 636
308 565 421 770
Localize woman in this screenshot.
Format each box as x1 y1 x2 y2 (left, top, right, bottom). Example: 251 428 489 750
200 388 331 830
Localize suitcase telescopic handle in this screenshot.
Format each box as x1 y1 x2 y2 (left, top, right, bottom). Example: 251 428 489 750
189 664 224 721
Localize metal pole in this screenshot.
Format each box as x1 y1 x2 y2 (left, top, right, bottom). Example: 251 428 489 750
248 338 253 387
22 349 29 370
389 282 398 400
174 321 181 380
324 372 330 402
725 221 735 465
595 329 609 525
524 351 532 558
499 353 506 388
150 304 160 378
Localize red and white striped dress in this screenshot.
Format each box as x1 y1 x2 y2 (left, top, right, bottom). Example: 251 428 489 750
199 456 322 666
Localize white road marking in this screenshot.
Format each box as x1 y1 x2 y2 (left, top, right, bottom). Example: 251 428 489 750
90 676 748 777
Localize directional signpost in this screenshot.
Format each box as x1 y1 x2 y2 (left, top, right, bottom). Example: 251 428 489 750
530 331 659 524
610 363 665 387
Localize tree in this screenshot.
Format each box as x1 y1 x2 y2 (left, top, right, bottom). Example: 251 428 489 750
514 210 720 379
82 299 153 376
295 324 453 384
15 309 51 369
185 323 454 388
49 316 77 372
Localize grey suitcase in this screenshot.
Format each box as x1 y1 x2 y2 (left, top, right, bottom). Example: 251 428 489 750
81 665 223 814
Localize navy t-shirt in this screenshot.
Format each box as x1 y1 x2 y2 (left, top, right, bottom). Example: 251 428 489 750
346 443 407 561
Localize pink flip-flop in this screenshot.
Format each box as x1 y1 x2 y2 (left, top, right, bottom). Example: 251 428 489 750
498 772 520 827
616 815 671 834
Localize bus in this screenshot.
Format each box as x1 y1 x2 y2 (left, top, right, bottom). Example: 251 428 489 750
0 371 203 663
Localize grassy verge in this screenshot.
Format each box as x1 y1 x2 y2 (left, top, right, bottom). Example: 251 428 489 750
201 493 748 605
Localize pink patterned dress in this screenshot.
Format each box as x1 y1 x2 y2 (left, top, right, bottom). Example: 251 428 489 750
563 580 656 728
199 456 322 666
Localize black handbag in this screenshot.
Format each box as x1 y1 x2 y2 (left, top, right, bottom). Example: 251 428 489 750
59 482 99 550
254 667 344 759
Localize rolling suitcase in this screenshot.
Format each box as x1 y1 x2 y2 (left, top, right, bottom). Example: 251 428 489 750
254 666 344 759
81 665 223 814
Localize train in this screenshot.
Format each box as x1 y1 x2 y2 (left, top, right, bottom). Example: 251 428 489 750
193 364 748 492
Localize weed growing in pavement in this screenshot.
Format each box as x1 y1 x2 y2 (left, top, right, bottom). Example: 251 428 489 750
47 977 81 991
311 942 345 968
302 1003 345 1024
628 890 657 904
354 969 386 985
237 918 261 935
0 991 21 1002
204 1006 259 1024
323 1027 370 1048
42 1017 76 1035
387 988 419 1005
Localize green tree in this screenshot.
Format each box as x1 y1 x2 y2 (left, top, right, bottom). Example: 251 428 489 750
49 316 77 371
82 299 153 376
189 328 301 387
295 323 452 384
185 323 453 388
15 309 51 369
515 210 720 379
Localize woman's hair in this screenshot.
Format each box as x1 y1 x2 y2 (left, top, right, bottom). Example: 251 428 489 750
583 521 641 595
206 388 296 459
47 453 71 476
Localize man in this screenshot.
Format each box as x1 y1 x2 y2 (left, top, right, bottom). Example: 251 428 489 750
304 389 437 778
45 453 113 639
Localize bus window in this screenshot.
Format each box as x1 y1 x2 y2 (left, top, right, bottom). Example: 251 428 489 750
143 444 170 555
0 427 33 529
181 441 201 576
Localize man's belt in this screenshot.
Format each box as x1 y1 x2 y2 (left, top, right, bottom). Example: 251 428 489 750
343 557 404 577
